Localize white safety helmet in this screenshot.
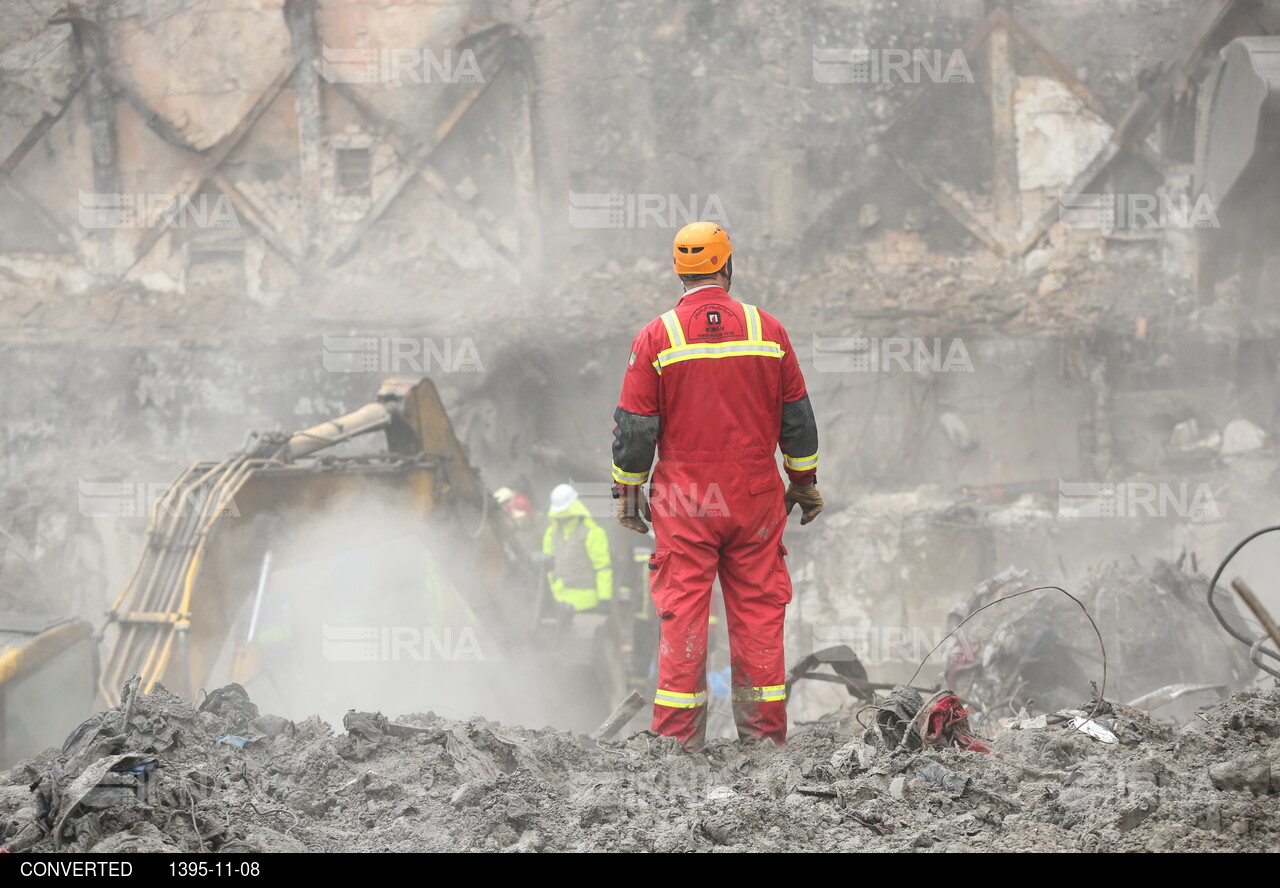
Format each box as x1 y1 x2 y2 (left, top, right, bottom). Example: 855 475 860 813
493 487 515 505
548 483 578 513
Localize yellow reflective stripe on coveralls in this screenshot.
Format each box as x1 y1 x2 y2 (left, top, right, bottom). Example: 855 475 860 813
743 302 762 341
783 451 819 471
654 688 707 708
659 310 687 348
611 463 649 485
731 684 787 703
654 302 783 370
656 340 784 368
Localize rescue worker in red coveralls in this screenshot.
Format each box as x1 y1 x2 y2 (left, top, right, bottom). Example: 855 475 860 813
610 221 824 749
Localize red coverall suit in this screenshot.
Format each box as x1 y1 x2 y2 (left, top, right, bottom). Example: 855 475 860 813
611 284 820 746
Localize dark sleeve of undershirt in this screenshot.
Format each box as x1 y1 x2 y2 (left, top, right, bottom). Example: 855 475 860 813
780 395 819 485
612 406 660 486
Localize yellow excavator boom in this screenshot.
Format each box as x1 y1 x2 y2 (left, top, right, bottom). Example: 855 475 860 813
98 376 521 706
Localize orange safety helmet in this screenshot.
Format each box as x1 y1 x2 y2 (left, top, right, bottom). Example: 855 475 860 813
672 222 732 276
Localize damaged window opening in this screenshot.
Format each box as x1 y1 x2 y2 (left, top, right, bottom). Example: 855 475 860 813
336 148 372 196
185 240 246 289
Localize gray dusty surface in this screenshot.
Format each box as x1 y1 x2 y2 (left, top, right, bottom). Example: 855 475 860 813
2 683 1279 852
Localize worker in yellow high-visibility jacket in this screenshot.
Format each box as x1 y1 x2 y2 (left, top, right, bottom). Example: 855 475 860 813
542 483 613 612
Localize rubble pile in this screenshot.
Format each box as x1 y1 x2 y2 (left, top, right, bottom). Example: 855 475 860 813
2 680 1278 853
791 243 1196 335
945 560 1253 719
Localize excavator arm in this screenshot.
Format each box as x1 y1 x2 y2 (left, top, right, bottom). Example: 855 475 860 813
99 376 523 706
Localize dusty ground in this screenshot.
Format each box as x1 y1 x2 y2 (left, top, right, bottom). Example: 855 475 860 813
2 682 1278 853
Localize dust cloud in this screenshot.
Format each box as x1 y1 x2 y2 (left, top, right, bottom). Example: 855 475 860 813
203 491 606 733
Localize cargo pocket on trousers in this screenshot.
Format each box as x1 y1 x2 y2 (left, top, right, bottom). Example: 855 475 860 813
649 551 673 617
771 543 793 605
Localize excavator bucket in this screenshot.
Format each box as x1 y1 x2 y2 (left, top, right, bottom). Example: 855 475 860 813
1194 37 1280 303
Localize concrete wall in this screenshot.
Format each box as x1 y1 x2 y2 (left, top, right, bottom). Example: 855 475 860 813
0 0 1205 304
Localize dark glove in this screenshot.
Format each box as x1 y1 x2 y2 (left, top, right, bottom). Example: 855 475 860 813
785 483 824 525
615 484 651 534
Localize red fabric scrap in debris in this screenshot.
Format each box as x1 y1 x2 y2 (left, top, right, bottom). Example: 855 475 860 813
920 693 991 754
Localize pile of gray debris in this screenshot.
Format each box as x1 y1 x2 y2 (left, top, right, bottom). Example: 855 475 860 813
1 675 1278 852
